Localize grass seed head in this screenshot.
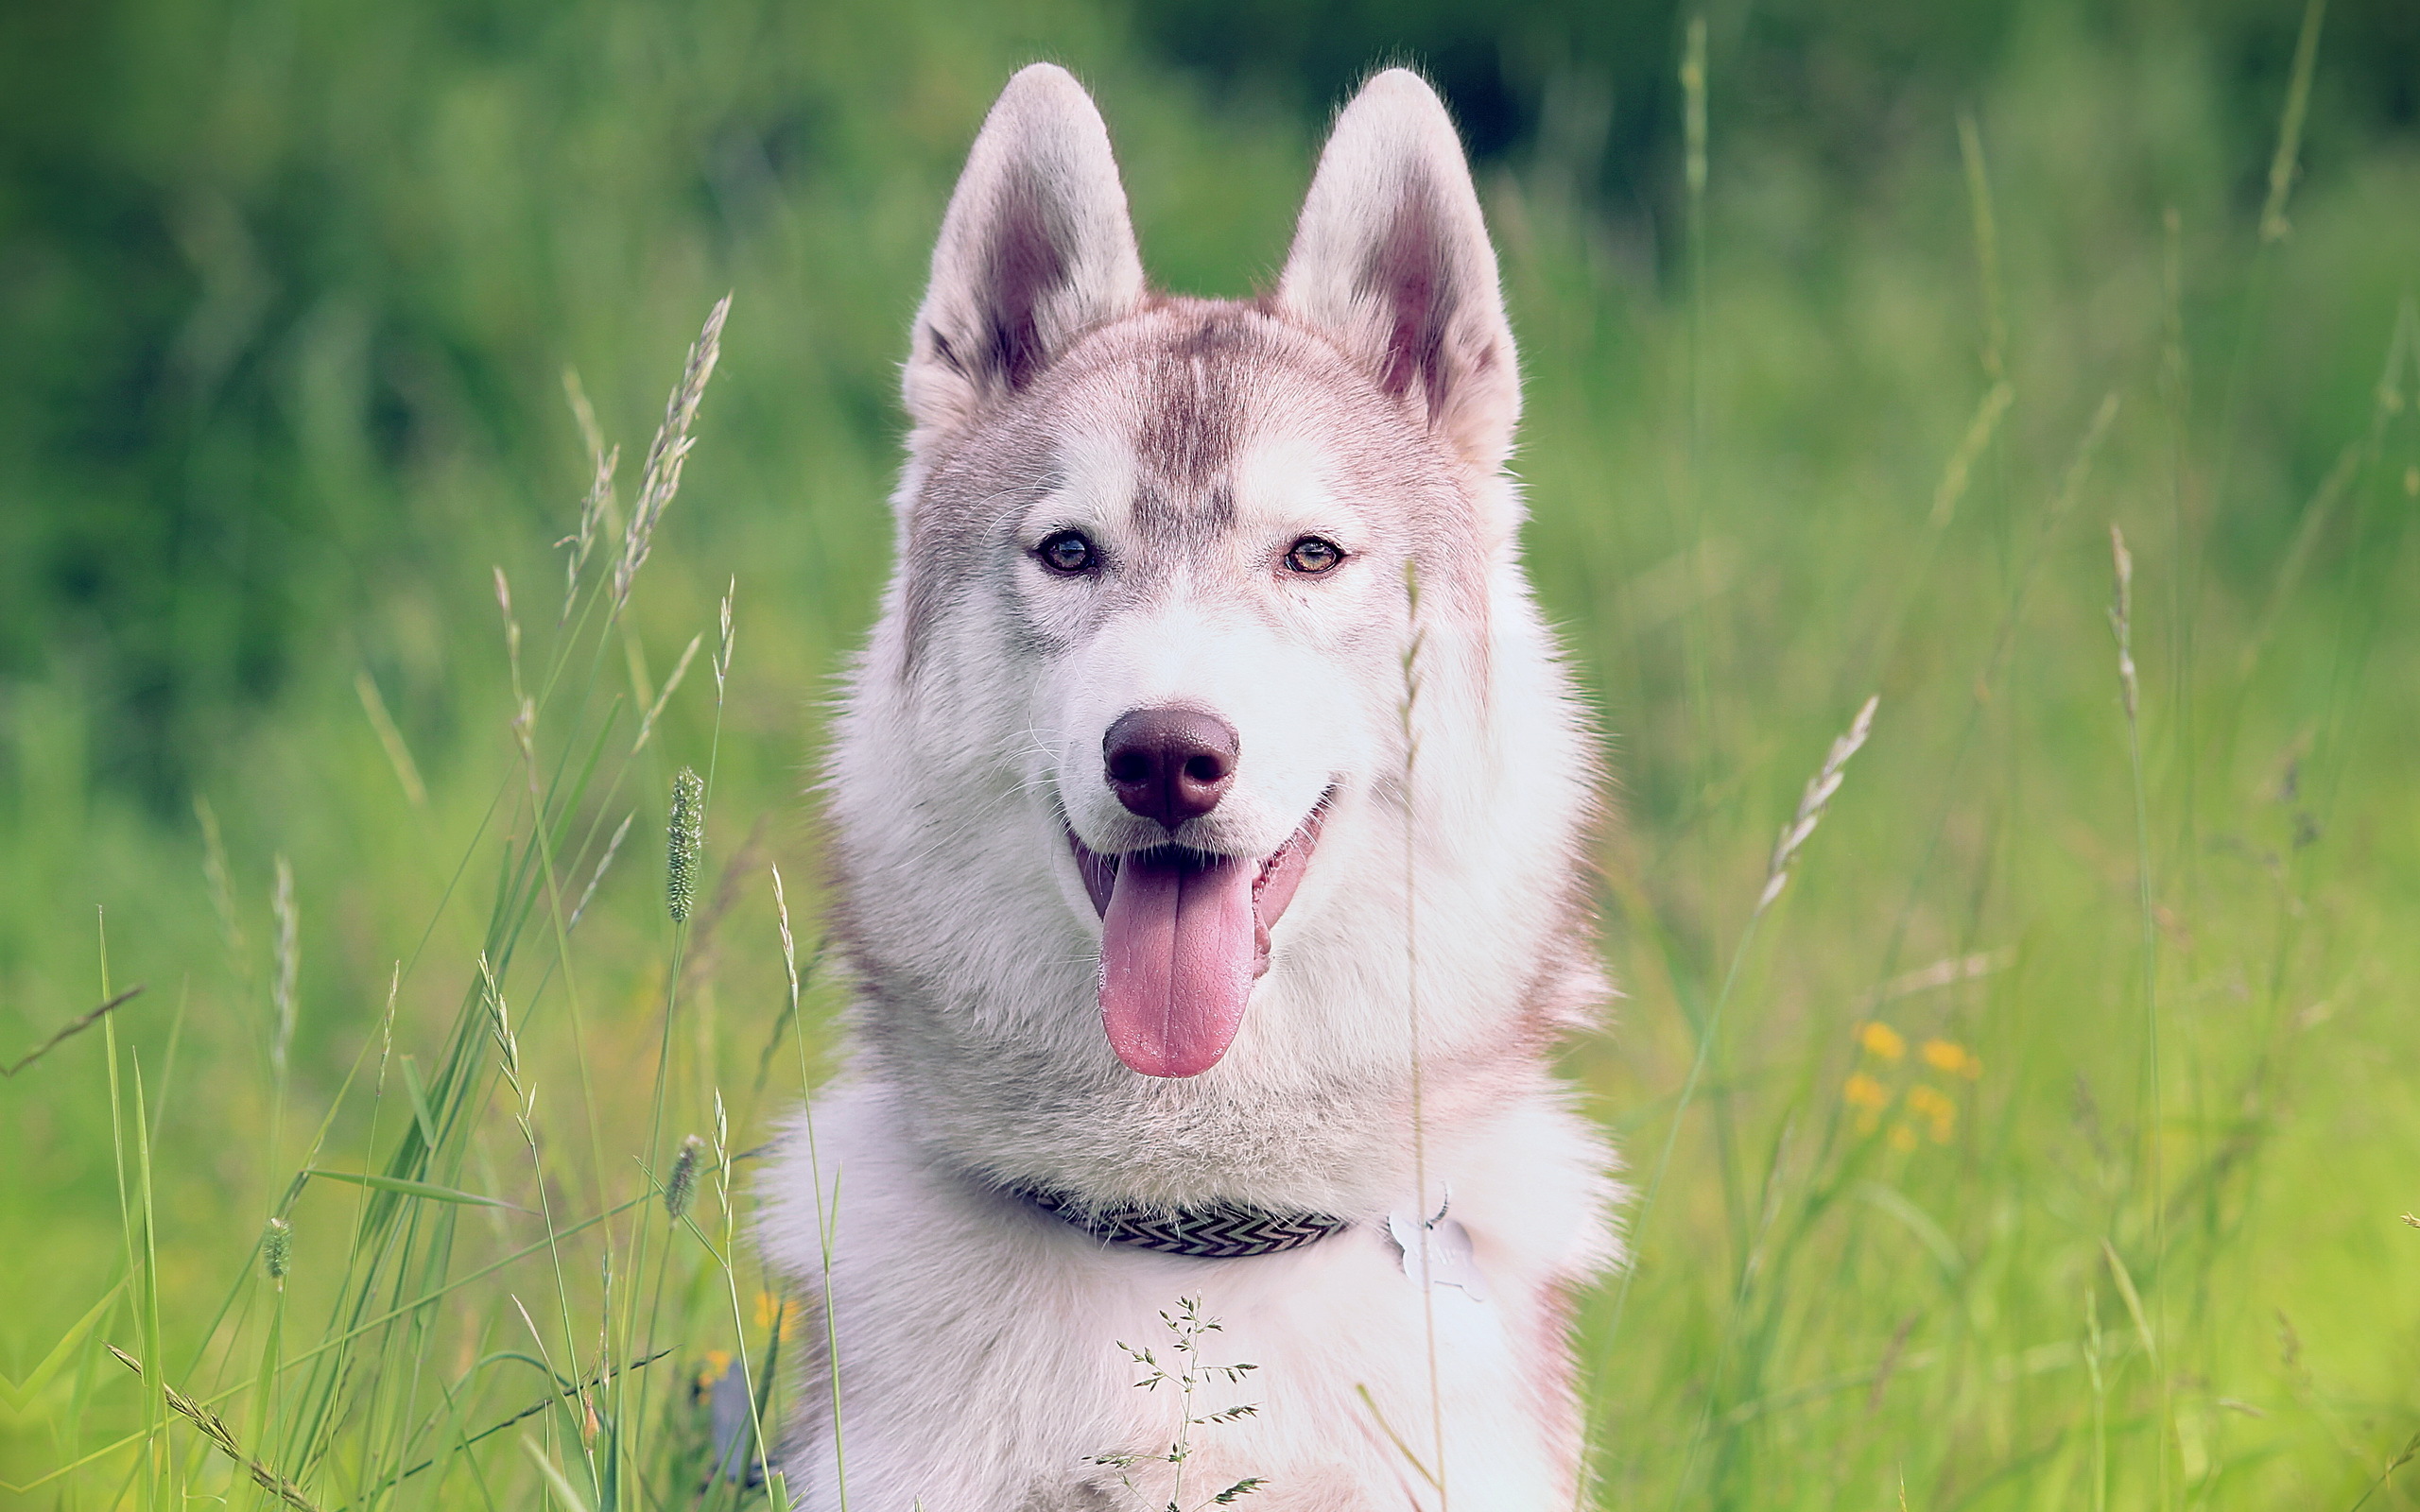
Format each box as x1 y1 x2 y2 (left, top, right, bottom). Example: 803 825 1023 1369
771 862 802 1009
715 576 735 694
262 1215 291 1281
2109 524 2138 721
196 796 245 968
666 1134 702 1221
1757 696 1878 914
667 766 705 922
560 365 620 622
270 857 298 1074
615 295 731 612
568 811 634 931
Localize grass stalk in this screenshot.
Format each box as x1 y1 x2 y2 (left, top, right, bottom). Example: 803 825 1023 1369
1673 6 1721 883
1398 561 1445 1506
2108 526 2169 1509
2208 0 2325 539
1603 696 1876 1370
775 862 850 1507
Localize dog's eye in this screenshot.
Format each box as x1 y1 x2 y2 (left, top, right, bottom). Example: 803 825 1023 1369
1284 536 1344 576
1036 530 1097 576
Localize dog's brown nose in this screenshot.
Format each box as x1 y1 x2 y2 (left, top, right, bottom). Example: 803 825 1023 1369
1103 708 1237 831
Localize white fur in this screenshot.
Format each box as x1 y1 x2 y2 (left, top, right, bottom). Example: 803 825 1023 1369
763 63 1617 1510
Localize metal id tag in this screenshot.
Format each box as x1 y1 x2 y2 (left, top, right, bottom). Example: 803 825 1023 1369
1388 1205 1489 1302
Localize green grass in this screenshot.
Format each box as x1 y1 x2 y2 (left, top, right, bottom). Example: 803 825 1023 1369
6 1 2420 1508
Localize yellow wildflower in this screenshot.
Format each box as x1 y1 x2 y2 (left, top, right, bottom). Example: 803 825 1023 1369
1922 1039 1981 1078
1844 1072 1890 1135
1858 1021 1907 1061
1907 1084 1958 1143
696 1349 734 1393
1887 1124 1919 1152
754 1290 802 1341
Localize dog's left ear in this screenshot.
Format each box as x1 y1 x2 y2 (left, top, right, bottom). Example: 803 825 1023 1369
905 64 1145 440
1279 70 1519 472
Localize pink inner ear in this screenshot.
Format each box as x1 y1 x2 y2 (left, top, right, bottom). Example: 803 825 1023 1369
905 64 1145 437
1368 182 1457 423
977 178 1073 393
1275 69 1523 466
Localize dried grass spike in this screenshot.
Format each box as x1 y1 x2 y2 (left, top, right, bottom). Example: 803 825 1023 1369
270 857 299 1074
615 295 733 612
1756 695 1878 914
568 812 635 931
2108 524 2138 721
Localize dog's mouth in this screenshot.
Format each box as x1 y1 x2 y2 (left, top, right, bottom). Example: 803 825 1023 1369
1066 797 1329 1080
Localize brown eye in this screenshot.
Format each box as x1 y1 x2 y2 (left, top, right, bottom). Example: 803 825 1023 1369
1037 530 1097 575
1285 536 1344 575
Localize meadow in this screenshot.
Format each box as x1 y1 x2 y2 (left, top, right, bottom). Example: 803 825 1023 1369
4 0 2418 1507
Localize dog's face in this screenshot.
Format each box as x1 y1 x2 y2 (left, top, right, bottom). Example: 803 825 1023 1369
933 309 1479 1076
835 66 1584 1090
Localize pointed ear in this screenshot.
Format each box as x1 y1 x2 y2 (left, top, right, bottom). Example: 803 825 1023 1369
1278 70 1519 470
904 64 1144 438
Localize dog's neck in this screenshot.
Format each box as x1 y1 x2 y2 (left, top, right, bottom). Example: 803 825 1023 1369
849 976 1558 1220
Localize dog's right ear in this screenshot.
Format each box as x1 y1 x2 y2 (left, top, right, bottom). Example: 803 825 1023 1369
904 65 1144 440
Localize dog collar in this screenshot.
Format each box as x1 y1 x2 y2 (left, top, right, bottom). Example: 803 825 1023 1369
1014 1185 1350 1259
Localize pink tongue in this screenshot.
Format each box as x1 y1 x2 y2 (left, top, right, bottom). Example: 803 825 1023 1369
1098 850 1257 1077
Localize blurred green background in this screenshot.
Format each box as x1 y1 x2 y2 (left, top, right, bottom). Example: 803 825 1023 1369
4 0 2418 1507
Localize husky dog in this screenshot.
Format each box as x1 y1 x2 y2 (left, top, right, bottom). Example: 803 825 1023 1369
762 63 1615 1510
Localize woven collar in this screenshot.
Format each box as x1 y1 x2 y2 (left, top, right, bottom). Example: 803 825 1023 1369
1015 1185 1350 1259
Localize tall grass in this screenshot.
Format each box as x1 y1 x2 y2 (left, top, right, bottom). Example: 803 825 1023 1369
7 299 827 1512
6 2 2420 1509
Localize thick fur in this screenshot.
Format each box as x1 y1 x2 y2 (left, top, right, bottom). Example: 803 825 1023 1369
763 64 1616 1510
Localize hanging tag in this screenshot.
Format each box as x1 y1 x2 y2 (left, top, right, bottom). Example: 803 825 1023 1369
1387 1198 1488 1302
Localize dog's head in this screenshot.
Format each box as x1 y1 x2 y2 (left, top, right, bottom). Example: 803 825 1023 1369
833 65 1594 1090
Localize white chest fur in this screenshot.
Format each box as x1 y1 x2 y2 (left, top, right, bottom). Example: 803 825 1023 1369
761 1083 1613 1511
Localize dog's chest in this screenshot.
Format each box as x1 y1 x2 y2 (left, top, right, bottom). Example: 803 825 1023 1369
913 1226 1561 1510
763 1085 1608 1511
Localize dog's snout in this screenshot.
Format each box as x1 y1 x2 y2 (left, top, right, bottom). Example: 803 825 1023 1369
1103 708 1238 831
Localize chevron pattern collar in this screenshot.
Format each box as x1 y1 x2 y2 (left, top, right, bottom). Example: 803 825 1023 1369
1014 1185 1350 1259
